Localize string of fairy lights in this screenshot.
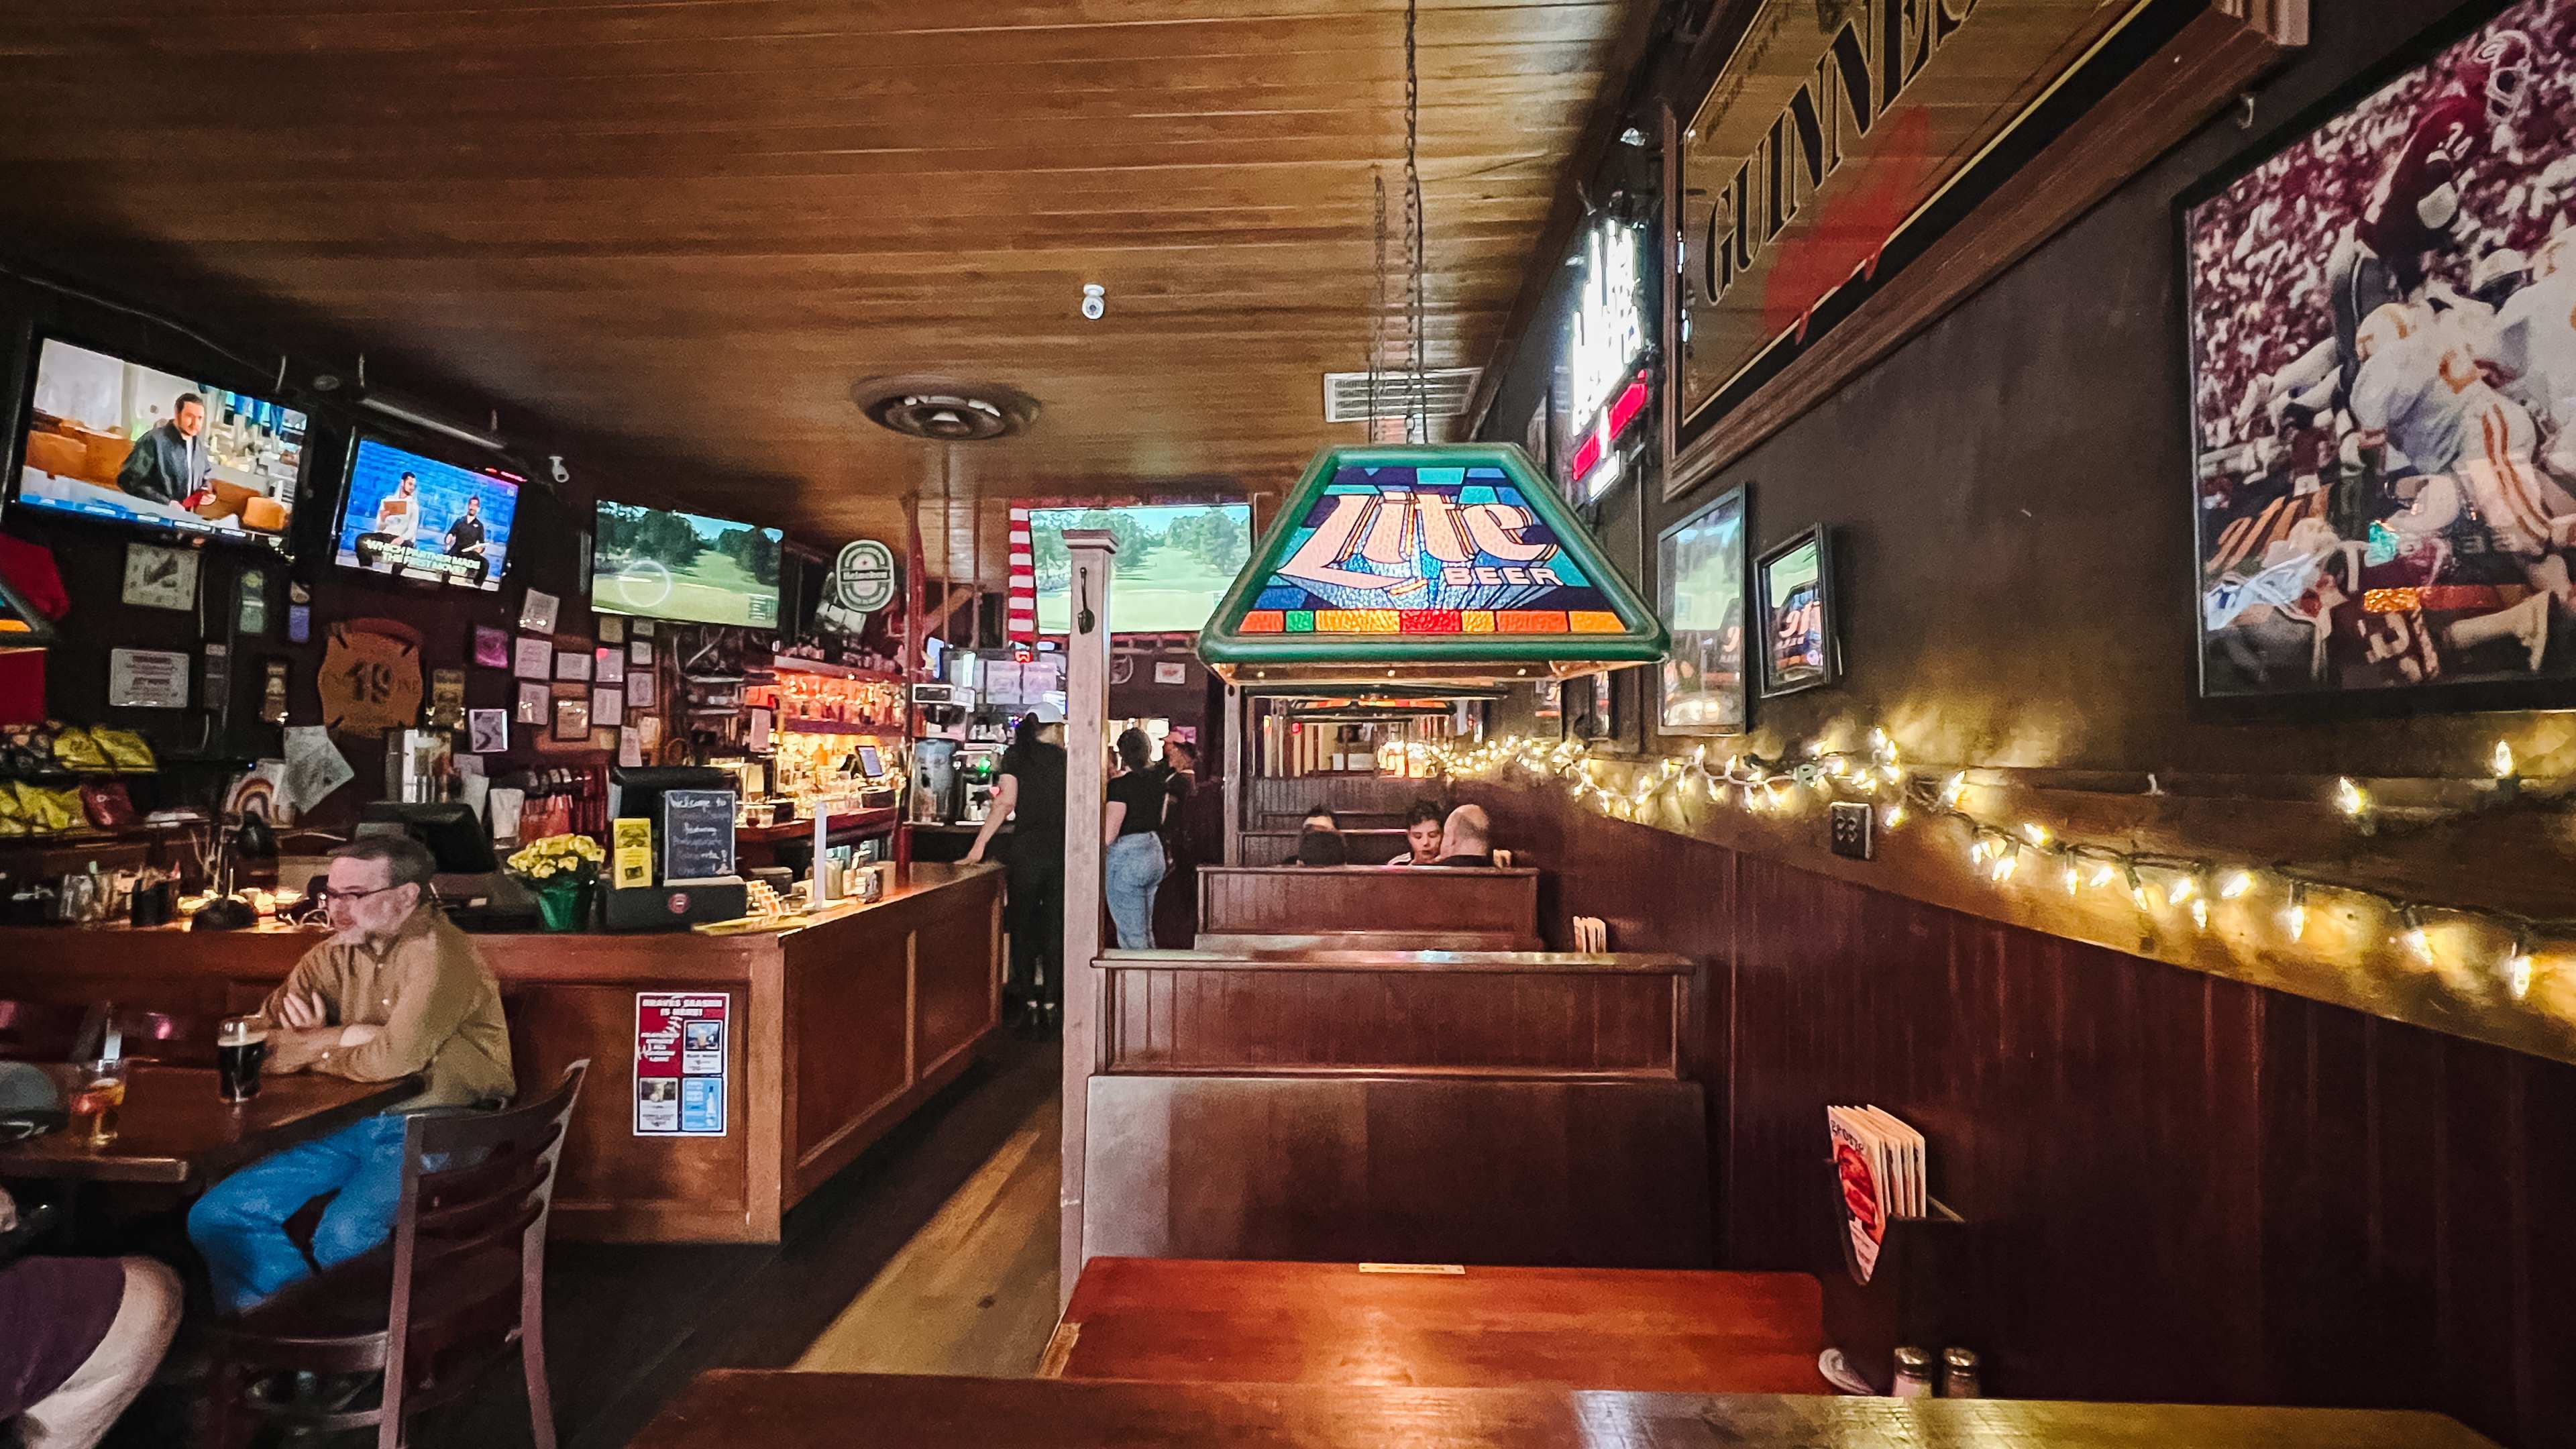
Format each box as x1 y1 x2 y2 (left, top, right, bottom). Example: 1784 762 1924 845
1417 730 2571 1004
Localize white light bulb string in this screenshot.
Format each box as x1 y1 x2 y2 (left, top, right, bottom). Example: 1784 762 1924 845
1415 733 2569 1003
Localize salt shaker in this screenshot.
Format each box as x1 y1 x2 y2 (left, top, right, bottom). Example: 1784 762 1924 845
1892 1346 1935 1398
1941 1346 1982 1398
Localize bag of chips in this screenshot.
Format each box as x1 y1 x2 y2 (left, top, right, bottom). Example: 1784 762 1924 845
90 729 155 773
50 728 107 773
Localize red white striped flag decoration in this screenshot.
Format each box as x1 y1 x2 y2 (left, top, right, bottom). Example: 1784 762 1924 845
1006 507 1038 642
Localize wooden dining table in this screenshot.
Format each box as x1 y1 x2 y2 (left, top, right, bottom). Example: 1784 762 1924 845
0 1063 421 1186
628 1371 2504 1449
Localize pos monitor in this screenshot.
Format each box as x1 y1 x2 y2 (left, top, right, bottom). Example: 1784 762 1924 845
356 801 535 928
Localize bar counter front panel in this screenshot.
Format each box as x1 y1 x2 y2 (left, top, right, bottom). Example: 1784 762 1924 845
0 862 1003 1243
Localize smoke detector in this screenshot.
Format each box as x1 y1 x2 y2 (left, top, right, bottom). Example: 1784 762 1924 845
850 375 1040 441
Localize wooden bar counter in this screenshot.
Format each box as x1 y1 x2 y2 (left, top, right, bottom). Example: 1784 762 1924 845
0 861 1004 1243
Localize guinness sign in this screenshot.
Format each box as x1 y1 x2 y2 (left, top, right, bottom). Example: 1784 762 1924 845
1680 0 2179 433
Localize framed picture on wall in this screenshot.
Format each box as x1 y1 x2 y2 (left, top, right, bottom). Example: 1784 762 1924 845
2180 0 2576 712
1756 525 1837 697
1657 485 1750 734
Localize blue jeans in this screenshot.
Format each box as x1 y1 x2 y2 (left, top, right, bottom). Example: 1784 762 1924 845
1104 833 1167 950
188 1114 412 1315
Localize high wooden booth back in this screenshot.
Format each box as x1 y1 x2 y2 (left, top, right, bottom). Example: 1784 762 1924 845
1081 944 1707 1269
1195 865 1542 951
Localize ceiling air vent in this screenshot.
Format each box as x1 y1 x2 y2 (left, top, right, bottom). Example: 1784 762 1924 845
851 374 1040 441
1320 367 1482 424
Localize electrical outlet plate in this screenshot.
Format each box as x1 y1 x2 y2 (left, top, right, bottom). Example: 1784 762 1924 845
1829 800 1874 861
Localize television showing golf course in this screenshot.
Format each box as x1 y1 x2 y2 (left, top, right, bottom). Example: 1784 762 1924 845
1032 502 1252 634
592 500 784 628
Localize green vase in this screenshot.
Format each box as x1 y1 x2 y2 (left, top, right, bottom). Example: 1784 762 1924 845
535 880 590 932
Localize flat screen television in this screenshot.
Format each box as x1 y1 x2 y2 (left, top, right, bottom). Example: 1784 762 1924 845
1030 502 1252 634
13 335 307 553
333 436 522 591
593 500 783 628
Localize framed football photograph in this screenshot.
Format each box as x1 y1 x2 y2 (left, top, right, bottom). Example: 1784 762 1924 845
2181 0 2576 712
1658 485 1751 734
1756 525 1837 698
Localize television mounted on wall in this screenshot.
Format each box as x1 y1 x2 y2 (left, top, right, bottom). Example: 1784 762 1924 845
11 334 307 555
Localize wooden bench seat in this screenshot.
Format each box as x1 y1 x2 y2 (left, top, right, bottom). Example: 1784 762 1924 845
1047 1258 1831 1393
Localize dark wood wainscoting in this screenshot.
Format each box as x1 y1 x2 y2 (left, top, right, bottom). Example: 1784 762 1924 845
1456 782 2576 1449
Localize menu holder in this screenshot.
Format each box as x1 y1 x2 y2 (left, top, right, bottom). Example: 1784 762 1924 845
1819 1157 1976 1395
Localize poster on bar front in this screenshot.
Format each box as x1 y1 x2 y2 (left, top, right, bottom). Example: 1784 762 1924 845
635 991 728 1136
2184 0 2576 709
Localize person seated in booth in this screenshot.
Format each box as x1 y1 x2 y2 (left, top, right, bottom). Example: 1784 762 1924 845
1299 806 1340 837
0 1187 182 1449
186 835 515 1315
1433 804 1496 867
1292 826 1348 866
1399 799 1446 865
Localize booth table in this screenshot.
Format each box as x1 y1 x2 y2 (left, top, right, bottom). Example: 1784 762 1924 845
0 862 1004 1242
629 1371 2500 1449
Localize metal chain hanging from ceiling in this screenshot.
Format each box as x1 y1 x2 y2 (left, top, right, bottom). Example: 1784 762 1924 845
1369 170 1389 439
1402 0 1428 444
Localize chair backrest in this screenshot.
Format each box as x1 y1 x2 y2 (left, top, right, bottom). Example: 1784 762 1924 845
381 1061 588 1396
0 1000 89 1062
83 1006 221 1067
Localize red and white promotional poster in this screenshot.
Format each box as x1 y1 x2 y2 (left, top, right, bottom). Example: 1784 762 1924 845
635 991 728 1137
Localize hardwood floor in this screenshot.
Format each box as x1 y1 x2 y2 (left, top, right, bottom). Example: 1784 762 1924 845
792 1096 1063 1378
103 1037 1065 1449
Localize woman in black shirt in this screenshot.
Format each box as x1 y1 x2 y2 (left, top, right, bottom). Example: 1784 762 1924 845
1101 728 1167 950
967 714 1068 1029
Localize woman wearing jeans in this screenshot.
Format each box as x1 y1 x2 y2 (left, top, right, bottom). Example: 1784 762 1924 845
1101 728 1168 950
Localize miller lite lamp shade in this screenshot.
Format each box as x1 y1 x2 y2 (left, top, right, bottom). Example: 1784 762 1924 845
1198 444 1666 686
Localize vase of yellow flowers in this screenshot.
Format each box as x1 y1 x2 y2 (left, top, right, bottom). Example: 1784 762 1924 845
507 833 605 932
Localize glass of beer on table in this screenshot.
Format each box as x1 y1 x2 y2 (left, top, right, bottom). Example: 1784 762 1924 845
68 1060 125 1148
217 1016 268 1104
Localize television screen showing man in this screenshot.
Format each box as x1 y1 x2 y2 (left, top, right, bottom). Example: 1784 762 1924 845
333 438 519 592
16 339 305 549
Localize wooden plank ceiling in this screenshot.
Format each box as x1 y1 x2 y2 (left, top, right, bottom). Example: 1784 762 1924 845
0 0 1642 577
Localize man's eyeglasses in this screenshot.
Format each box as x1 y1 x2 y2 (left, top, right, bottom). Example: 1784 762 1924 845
316 884 403 906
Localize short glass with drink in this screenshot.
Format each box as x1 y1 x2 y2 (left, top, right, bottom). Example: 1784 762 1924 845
68 1061 125 1148
217 1016 269 1104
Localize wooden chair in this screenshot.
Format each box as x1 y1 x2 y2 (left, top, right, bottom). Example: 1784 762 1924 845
82 1005 221 1067
0 999 88 1061
202 1061 590 1449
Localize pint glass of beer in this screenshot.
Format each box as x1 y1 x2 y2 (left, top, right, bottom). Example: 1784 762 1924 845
69 1062 125 1148
217 1016 269 1103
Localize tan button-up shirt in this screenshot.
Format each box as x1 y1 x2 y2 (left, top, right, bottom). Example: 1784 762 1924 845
263 906 515 1112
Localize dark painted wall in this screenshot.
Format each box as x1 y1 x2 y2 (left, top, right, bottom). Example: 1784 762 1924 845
1479 0 2546 779
1462 777 2576 1449
1448 2 2576 1445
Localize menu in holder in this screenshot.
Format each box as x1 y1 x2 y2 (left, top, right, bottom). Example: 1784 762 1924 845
660 788 739 884
1827 1105 1927 1285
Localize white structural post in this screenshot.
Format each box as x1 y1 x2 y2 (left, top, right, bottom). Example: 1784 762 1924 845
1057 528 1116 1310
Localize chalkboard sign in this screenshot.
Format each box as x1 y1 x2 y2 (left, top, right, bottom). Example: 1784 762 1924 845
660 789 739 884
